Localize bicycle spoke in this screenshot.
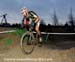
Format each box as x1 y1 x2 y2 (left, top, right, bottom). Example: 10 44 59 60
21 32 35 54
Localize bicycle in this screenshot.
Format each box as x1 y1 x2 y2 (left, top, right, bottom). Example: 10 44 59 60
20 28 40 54
20 26 51 54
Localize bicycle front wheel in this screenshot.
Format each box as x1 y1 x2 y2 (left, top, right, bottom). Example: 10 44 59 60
20 32 35 54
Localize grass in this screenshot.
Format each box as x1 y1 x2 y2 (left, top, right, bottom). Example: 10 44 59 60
4 38 12 46
0 27 28 47
0 28 27 45
11 28 27 37
3 28 27 36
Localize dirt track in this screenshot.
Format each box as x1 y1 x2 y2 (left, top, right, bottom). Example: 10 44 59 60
0 41 75 62
0 27 75 62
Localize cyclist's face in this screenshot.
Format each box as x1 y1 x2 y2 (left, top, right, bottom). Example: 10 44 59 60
21 9 28 16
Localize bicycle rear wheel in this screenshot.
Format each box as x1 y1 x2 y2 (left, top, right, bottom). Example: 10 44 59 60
20 32 35 54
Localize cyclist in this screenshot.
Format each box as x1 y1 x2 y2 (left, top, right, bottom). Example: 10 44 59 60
21 7 42 46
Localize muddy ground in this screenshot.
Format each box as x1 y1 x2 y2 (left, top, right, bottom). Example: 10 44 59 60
0 27 75 62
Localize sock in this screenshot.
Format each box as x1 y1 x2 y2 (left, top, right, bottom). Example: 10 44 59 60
39 37 42 42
